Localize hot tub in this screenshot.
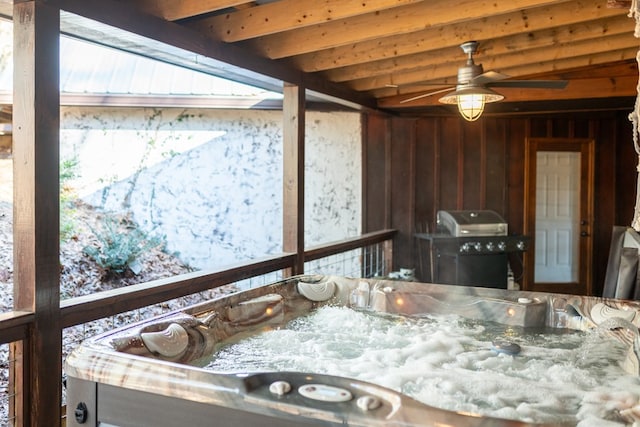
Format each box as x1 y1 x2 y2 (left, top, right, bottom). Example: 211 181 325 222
65 275 640 427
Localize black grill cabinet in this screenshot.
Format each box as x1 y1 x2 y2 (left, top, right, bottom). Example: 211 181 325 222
415 210 529 289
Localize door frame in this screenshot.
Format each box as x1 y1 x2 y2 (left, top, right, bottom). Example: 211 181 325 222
523 137 595 295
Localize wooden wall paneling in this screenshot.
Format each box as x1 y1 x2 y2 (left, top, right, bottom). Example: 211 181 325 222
551 117 571 137
384 115 393 231
363 113 391 232
506 119 528 285
611 112 636 297
439 117 462 210
461 121 483 210
529 117 551 138
375 111 636 295
573 117 592 138
506 118 528 234
585 113 637 296
414 118 437 231
591 117 616 296
484 119 508 216
414 118 438 281
12 2 62 424
615 113 637 226
389 117 416 271
583 136 597 296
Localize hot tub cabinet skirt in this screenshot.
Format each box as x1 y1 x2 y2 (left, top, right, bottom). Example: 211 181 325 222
67 377 328 427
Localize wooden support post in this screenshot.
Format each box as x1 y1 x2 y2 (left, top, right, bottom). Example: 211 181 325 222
282 83 305 275
12 1 62 425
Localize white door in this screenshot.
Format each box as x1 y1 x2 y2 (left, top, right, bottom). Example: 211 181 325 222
534 152 580 282
524 137 594 296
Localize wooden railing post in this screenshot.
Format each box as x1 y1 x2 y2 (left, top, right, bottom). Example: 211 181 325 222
282 83 305 276
12 2 62 425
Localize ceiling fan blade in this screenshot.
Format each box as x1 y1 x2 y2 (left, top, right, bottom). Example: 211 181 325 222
386 81 454 88
487 79 568 89
400 87 455 104
469 71 511 85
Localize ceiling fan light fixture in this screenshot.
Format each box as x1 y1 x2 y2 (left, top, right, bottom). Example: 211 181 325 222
439 86 504 122
457 93 486 122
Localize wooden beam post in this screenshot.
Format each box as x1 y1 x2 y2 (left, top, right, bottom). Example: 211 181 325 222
282 83 305 275
12 1 62 425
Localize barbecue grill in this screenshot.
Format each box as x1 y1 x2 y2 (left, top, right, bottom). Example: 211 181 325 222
437 210 507 237
415 210 529 289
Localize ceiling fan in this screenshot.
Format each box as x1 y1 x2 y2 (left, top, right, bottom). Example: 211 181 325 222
400 41 569 121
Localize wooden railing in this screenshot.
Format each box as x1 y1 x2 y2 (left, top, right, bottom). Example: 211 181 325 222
58 229 395 328
0 311 31 346
60 253 296 329
304 229 395 262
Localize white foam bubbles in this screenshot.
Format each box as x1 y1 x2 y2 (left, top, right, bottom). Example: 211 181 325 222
203 306 639 425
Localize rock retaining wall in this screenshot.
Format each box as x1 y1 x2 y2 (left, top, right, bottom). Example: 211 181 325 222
60 107 362 271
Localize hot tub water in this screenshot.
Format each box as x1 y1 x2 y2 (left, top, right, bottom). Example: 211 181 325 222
202 306 640 426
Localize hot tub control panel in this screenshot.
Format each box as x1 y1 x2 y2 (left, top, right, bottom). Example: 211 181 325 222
297 383 353 403
240 371 400 422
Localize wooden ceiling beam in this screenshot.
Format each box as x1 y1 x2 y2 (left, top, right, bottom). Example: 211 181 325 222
527 60 637 79
292 0 627 72
377 74 637 108
190 0 424 42
129 0 252 21
324 14 634 83
352 31 639 91
487 75 638 101
493 46 639 81
248 0 573 59
372 47 638 98
376 48 639 104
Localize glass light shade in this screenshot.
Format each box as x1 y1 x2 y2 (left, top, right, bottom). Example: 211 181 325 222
457 93 485 121
439 86 504 122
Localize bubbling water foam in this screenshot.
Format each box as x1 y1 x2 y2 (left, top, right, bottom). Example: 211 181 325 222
201 306 640 426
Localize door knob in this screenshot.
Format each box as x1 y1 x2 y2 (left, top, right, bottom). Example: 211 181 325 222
580 231 589 237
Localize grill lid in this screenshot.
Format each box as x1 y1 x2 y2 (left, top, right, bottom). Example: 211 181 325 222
437 210 507 237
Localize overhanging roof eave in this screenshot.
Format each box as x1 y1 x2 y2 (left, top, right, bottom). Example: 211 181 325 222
55 0 378 112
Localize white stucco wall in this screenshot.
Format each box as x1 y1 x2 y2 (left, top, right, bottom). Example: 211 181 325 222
60 107 362 271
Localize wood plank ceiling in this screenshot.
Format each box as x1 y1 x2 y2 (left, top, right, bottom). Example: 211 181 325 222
121 0 640 115
8 0 640 115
